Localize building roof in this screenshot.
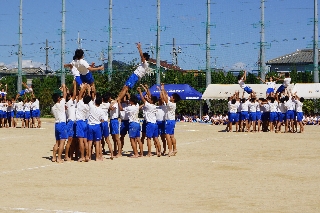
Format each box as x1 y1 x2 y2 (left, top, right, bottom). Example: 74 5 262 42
148 58 183 71
0 67 45 75
267 49 320 64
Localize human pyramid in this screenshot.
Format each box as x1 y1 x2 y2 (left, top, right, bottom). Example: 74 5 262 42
227 70 304 133
0 82 41 129
52 42 181 163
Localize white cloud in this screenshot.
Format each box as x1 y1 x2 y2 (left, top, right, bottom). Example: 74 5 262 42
5 60 46 69
0 62 4 66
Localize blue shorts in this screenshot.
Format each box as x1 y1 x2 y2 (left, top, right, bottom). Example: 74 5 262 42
286 110 294 120
80 72 94 84
1 111 7 119
244 86 253 94
19 90 26 96
16 111 24 119
75 76 83 86
269 112 277 122
120 120 129 135
266 88 274 94
24 111 31 119
141 120 147 133
76 120 88 138
66 120 76 138
101 121 110 137
229 113 238 122
240 111 249 121
125 73 139 89
7 111 13 119
55 122 68 140
157 120 165 135
87 124 102 141
276 85 286 93
146 122 159 138
31 109 40 118
278 113 286 122
129 122 141 138
256 111 262 121
296 112 303 122
110 118 119 135
249 112 256 121
0 110 3 118
165 120 176 135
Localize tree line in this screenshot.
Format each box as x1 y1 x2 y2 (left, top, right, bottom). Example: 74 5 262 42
1 62 319 117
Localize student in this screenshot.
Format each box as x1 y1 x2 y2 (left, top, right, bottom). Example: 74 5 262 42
268 96 278 133
51 84 68 163
293 92 304 133
227 96 240 132
31 93 41 128
276 72 291 94
116 42 150 101
284 93 295 133
257 76 279 97
109 97 122 158
17 82 33 97
160 83 181 157
87 93 105 161
100 93 114 159
23 98 32 128
119 94 130 152
137 86 161 157
7 99 14 128
119 95 142 158
14 97 25 128
65 49 104 86
0 98 8 128
64 80 77 161
64 56 82 87
238 70 254 94
156 96 167 155
248 98 257 132
75 84 91 162
239 94 249 132
276 97 287 133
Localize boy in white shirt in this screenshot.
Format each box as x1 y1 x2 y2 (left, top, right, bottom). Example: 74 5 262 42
119 96 142 158
138 87 161 157
75 84 91 162
238 70 254 94
100 93 114 159
51 84 68 163
14 97 24 128
276 72 291 94
116 42 150 102
160 83 181 157
293 92 304 133
109 97 122 158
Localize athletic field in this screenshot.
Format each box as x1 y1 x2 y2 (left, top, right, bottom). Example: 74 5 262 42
0 119 319 213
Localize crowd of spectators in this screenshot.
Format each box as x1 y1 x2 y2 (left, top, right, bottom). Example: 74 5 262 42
176 113 229 125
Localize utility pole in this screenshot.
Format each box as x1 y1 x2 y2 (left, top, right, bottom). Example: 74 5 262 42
77 31 82 49
156 0 161 85
206 0 211 87
172 38 181 66
61 0 66 84
314 0 319 83
41 39 53 72
107 0 113 81
17 0 23 92
259 0 266 81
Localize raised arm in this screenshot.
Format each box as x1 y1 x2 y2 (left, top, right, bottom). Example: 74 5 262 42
256 76 266 84
242 70 247 81
136 42 146 63
161 83 169 103
71 80 77 101
137 87 147 103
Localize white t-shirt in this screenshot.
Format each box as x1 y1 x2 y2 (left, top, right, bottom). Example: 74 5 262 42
100 102 110 121
238 79 246 89
73 59 90 75
31 99 40 110
228 102 239 113
156 105 165 121
66 99 77 121
133 61 149 78
88 101 104 125
15 101 24 111
285 99 295 111
109 101 119 119
283 78 291 87
269 101 278 112
70 60 80 77
266 81 275 89
248 102 257 112
240 100 249 112
119 102 129 120
24 102 31 112
124 103 140 123
295 100 303 112
164 101 176 121
76 99 89 121
144 101 157 123
51 98 66 123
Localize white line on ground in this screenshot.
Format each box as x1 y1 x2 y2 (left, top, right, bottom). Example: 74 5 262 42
0 207 93 213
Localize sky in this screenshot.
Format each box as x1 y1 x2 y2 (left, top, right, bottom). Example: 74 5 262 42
0 0 317 72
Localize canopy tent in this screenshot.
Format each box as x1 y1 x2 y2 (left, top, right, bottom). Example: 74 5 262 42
138 84 202 100
200 83 320 100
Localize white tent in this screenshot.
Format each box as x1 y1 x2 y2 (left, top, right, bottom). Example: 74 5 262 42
202 83 320 100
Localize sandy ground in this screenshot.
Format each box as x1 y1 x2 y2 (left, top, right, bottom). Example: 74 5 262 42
0 118 319 213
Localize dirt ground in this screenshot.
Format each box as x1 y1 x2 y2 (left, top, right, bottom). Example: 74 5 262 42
0 118 319 213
